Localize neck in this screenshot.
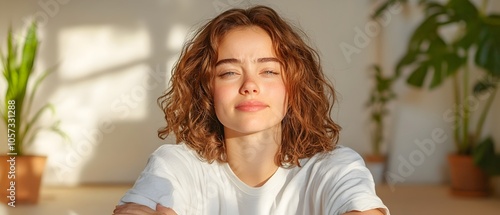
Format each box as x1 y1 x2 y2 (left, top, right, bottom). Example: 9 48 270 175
225 127 280 187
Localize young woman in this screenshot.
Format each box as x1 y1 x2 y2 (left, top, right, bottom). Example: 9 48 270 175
113 5 389 215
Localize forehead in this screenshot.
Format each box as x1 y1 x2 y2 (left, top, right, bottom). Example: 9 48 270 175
216 26 276 59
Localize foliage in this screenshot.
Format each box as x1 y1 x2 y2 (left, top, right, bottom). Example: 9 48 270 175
1 22 66 156
374 0 500 175
366 65 396 156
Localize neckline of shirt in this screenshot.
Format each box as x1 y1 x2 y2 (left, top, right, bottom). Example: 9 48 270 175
222 162 288 196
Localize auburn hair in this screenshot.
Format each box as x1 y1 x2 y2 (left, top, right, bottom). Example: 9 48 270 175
158 5 341 167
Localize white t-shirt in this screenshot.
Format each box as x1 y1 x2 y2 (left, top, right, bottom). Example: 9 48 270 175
119 144 389 215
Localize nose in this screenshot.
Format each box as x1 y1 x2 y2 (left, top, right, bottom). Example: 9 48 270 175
239 75 260 95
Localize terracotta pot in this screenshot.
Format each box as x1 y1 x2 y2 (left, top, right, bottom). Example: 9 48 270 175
365 154 387 184
492 176 500 197
0 155 47 205
448 154 490 197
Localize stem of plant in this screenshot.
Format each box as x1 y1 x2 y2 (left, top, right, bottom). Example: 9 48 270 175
474 85 497 146
462 57 470 154
481 0 489 15
452 70 461 151
376 111 383 156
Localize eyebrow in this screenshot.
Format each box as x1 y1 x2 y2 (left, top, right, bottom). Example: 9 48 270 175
215 57 280 67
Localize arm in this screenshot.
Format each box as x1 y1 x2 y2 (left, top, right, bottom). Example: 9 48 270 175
343 209 385 215
118 145 192 212
113 203 178 215
319 147 390 214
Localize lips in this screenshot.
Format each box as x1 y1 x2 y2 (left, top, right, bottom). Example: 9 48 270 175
235 100 268 112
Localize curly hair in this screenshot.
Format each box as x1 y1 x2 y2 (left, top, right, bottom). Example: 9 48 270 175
158 5 341 167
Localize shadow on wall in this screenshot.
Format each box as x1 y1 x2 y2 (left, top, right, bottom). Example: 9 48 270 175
0 0 251 186
35 0 179 185
40 0 264 185
46 0 229 185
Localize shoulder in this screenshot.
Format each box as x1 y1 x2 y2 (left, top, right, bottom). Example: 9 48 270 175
142 143 203 174
120 143 203 211
324 145 364 163
152 143 195 156
301 146 390 215
295 145 372 196
303 145 366 175
151 143 201 162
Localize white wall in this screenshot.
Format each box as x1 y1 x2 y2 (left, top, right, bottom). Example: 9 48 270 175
0 0 498 186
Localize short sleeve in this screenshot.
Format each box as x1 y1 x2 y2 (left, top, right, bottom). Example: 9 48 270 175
118 144 192 211
321 147 390 215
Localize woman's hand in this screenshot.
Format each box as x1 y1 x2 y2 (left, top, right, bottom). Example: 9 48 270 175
343 209 385 215
113 203 178 215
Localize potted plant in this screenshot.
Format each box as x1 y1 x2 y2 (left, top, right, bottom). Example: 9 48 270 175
0 22 66 204
365 65 396 184
374 0 500 196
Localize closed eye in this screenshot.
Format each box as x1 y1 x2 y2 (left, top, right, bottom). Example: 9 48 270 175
218 71 238 78
262 70 279 75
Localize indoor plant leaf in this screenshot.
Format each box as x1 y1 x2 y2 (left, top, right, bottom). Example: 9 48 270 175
20 103 56 148
406 63 429 87
446 0 478 23
25 66 57 118
473 77 497 96
0 21 66 156
372 0 408 19
473 137 500 176
475 14 500 77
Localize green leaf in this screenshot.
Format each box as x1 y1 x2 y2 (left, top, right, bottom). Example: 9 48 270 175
475 15 500 77
372 0 407 19
24 120 70 149
445 53 464 76
429 61 443 89
446 0 479 23
473 77 497 95
455 19 481 49
399 39 464 89
396 5 466 89
23 126 42 149
25 66 57 117
21 103 56 144
424 2 447 17
407 13 442 51
407 63 429 87
50 120 71 142
19 22 38 84
396 51 417 77
372 1 393 19
473 137 500 175
15 22 38 115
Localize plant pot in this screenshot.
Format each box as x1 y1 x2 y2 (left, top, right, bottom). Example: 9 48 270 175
365 154 386 184
0 155 47 205
492 176 500 197
448 154 489 197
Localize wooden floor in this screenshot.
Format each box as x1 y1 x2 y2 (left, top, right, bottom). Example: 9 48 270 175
0 184 499 215
377 184 500 215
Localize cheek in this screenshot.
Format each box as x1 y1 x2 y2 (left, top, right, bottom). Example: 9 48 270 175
213 84 235 113
267 82 288 112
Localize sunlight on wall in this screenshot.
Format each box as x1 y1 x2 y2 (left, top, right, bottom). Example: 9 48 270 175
58 26 151 80
34 25 156 185
32 20 192 185
167 24 189 51
56 25 153 120
164 25 189 88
